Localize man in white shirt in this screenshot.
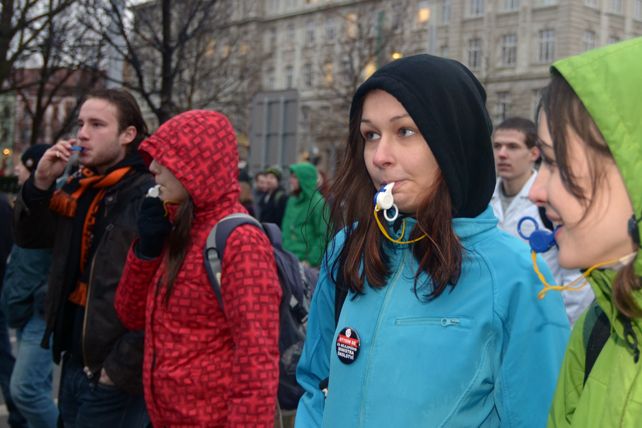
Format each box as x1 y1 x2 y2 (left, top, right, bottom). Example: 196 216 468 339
491 117 593 324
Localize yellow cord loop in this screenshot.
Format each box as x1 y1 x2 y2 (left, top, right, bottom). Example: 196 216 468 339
374 207 427 245
533 251 618 300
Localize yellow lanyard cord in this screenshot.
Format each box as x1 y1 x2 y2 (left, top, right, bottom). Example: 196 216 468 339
533 251 619 300
374 207 427 245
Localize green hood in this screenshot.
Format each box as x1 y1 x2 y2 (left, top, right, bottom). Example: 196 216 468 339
290 162 319 198
552 37 642 339
552 37 642 276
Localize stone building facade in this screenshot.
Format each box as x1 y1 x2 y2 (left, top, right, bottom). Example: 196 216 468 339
247 0 642 172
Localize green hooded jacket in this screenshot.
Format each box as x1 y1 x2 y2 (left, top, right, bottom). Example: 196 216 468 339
282 162 328 267
547 36 642 428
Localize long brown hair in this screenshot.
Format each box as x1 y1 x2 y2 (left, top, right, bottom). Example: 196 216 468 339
328 104 462 299
539 72 641 318
162 198 194 304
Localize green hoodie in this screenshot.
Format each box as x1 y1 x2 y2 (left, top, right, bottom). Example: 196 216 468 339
282 162 328 267
547 36 642 428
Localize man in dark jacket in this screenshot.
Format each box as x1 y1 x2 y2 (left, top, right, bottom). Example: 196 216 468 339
13 89 153 427
258 166 288 226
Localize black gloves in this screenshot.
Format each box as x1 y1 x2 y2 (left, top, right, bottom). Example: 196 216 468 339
136 196 172 259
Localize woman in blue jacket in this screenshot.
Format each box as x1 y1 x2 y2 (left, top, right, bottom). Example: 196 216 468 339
295 55 570 427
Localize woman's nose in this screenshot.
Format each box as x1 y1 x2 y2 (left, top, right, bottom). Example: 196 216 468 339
528 168 549 206
371 137 394 169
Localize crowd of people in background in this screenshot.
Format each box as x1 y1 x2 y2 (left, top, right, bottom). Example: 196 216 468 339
0 36 640 428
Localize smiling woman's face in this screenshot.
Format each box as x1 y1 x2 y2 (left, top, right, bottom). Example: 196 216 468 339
361 90 440 214
529 111 635 269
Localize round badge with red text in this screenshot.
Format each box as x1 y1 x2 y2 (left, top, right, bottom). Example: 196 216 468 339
336 327 360 364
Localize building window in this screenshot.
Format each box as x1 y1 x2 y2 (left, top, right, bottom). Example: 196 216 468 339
324 62 334 85
417 1 431 24
363 61 376 80
607 35 620 44
265 66 275 88
584 0 598 7
303 62 312 87
582 30 596 51
345 12 358 39
440 45 450 58
500 33 517 67
340 55 352 79
269 27 277 49
441 0 451 24
306 19 315 44
469 0 485 16
391 9 404 32
534 0 556 6
468 37 482 70
531 88 545 118
495 91 511 123
502 0 519 11
325 18 336 40
610 0 623 13
537 29 555 63
285 65 294 88
286 22 295 43
636 0 642 19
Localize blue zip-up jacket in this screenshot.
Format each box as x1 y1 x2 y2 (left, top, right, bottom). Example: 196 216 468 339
296 207 570 427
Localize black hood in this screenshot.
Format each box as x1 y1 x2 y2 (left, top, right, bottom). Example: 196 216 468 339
350 54 495 218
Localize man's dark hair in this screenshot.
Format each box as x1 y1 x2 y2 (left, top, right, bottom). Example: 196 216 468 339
495 117 538 149
83 88 149 152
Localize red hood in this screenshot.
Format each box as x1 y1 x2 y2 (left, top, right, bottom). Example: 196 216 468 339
139 110 240 215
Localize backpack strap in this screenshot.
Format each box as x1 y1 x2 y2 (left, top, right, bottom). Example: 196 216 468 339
204 213 263 311
334 285 348 326
583 302 610 385
319 284 349 395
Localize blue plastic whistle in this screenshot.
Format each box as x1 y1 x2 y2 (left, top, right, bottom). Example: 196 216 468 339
517 216 558 253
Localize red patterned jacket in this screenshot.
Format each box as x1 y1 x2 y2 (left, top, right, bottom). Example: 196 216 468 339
115 111 281 427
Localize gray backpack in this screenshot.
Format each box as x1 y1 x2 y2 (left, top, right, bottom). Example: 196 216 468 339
204 213 316 410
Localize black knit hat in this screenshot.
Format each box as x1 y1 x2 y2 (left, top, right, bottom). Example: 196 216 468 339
20 144 51 173
350 54 495 218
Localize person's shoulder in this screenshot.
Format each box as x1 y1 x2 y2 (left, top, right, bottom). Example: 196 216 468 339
119 170 154 196
224 220 273 255
467 226 538 290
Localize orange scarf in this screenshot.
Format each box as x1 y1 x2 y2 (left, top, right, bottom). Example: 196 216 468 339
50 167 131 306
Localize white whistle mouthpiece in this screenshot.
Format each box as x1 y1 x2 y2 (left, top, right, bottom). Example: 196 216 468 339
147 185 161 198
376 183 395 210
375 182 399 222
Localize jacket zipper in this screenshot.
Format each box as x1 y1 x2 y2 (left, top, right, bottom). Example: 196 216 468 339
82 223 114 371
359 250 407 425
394 317 462 327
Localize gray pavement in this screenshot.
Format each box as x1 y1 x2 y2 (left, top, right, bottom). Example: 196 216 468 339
0 329 60 428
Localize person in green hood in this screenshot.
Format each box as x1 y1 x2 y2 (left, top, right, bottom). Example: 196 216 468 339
282 162 328 268
529 36 642 427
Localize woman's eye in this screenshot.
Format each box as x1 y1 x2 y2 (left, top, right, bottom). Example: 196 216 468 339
362 131 381 141
399 128 416 137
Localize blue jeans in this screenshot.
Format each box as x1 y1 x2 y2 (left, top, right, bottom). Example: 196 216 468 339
10 315 58 428
58 355 149 428
0 305 27 428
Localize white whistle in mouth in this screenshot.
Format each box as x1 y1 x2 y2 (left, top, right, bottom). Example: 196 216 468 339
146 185 161 198
375 183 399 222
376 183 395 210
